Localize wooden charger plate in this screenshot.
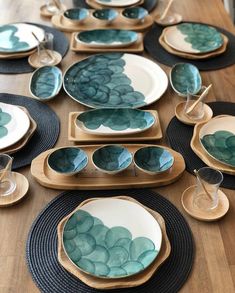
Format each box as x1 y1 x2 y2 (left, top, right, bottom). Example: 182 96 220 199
31 144 185 190
57 195 171 289
0 48 37 60
68 110 162 143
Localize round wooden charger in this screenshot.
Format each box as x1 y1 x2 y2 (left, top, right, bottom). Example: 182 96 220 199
28 50 62 68
154 13 182 26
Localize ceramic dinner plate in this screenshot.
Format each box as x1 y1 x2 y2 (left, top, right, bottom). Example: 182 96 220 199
164 23 223 54
199 116 235 167
95 0 140 7
63 53 168 108
62 198 162 278
75 108 155 136
0 102 30 150
75 30 138 48
0 23 44 53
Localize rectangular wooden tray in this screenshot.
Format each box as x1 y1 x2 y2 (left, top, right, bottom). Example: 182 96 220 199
70 32 144 53
68 110 162 143
31 144 185 190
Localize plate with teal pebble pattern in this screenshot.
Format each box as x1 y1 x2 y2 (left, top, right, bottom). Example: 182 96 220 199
62 198 162 278
63 53 168 109
164 23 223 54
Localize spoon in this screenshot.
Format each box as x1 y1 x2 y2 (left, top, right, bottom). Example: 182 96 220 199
194 169 213 200
31 32 55 61
160 0 174 20
52 0 64 12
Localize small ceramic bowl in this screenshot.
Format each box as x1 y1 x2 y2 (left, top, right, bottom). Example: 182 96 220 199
47 147 88 176
92 145 132 174
63 8 89 25
121 7 148 24
92 9 118 25
134 146 174 175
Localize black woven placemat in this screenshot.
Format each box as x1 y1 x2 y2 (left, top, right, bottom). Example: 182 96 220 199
166 101 235 189
0 23 69 74
26 189 194 293
144 22 235 71
72 0 158 12
0 93 60 170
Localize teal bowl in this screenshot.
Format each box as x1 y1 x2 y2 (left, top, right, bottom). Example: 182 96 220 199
47 147 88 176
134 146 174 175
92 145 132 174
92 9 118 24
64 8 89 24
122 7 148 24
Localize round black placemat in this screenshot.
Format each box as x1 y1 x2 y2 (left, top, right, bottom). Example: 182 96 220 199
166 101 235 189
26 189 194 293
0 23 69 74
0 93 60 170
144 22 235 71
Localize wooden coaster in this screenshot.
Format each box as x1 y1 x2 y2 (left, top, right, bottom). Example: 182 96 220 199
181 185 229 221
31 144 185 190
0 172 29 207
159 32 228 60
154 13 182 26
190 115 235 175
40 4 66 17
28 50 62 68
57 195 171 289
70 32 144 53
86 0 144 9
68 110 162 143
175 102 213 126
0 48 37 60
51 12 153 32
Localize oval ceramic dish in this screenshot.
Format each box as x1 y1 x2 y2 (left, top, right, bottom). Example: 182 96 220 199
95 0 140 7
170 63 202 97
75 108 155 136
164 23 223 54
0 23 44 53
92 145 132 174
92 9 118 24
75 29 138 48
63 8 89 24
62 198 162 278
122 7 148 24
30 66 62 101
199 116 235 167
47 147 88 176
63 53 168 108
134 146 174 174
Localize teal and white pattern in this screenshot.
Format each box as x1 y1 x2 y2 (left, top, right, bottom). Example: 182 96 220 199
95 0 140 7
0 108 11 139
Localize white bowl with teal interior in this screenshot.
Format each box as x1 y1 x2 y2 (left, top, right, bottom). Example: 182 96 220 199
134 146 174 175
47 147 88 176
92 145 132 174
92 9 118 25
121 7 148 24
63 8 89 25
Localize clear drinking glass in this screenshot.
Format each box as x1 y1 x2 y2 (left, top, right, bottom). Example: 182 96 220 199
184 86 206 120
45 0 62 13
193 167 223 211
0 154 16 196
37 32 54 65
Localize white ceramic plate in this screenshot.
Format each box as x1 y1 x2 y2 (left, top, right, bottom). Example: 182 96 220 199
95 0 140 7
62 198 162 278
63 53 168 109
0 102 30 150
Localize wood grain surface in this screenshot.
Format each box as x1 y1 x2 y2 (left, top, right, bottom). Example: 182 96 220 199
0 0 235 292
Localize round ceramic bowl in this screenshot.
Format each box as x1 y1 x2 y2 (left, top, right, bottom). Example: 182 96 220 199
92 9 118 25
134 146 174 175
92 145 132 174
63 8 89 25
47 147 88 176
121 7 148 24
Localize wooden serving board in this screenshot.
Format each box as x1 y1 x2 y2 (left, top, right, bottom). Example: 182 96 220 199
70 32 144 53
31 144 185 190
68 110 162 143
51 13 153 32
57 195 171 289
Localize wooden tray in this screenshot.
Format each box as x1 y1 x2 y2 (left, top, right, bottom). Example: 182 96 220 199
68 110 162 143
51 12 153 32
86 0 144 9
57 195 171 289
190 116 235 175
70 32 144 53
31 144 185 190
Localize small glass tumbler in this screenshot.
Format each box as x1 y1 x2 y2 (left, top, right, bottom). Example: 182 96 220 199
184 86 206 120
0 154 16 196
193 167 223 211
45 0 62 14
37 32 54 65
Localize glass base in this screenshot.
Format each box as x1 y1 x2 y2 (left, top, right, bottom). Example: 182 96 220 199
0 179 16 196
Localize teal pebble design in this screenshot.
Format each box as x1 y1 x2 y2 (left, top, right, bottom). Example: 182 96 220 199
0 107 11 139
0 25 29 52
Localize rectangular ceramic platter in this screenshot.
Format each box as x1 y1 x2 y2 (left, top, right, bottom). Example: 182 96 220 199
51 13 153 32
70 32 144 53
31 144 185 190
68 110 162 143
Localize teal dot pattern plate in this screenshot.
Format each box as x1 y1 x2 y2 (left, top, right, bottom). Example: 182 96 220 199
122 7 148 20
0 107 11 139
64 8 89 21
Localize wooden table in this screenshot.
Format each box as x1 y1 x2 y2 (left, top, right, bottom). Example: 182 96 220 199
0 0 235 292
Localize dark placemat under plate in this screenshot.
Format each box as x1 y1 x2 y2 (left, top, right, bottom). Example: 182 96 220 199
0 23 69 74
144 22 235 71
0 93 60 170
26 189 194 293
166 101 235 190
